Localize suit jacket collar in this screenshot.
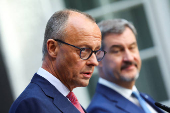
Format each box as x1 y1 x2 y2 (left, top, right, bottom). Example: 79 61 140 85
31 73 86 113
96 83 146 113
96 83 164 113
140 93 164 113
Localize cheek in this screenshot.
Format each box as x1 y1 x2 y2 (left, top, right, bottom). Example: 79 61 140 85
65 55 85 75
104 56 122 68
137 56 142 70
62 50 79 66
72 61 84 72
56 50 78 72
135 54 141 65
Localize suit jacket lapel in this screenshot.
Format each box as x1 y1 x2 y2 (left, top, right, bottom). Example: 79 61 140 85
96 83 145 113
81 105 87 113
31 73 81 113
53 94 80 113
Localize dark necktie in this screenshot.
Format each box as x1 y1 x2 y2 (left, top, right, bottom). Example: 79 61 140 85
67 92 85 113
132 91 151 113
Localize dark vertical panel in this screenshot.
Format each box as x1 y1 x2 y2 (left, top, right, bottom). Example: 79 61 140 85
0 34 14 112
96 5 154 51
136 57 168 102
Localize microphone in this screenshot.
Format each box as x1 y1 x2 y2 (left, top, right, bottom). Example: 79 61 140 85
155 102 170 112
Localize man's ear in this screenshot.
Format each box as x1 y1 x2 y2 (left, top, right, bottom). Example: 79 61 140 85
46 39 58 58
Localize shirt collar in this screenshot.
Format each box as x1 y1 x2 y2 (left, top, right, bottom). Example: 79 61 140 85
98 77 138 99
37 67 70 97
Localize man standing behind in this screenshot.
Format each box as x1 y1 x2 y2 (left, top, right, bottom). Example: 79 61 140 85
9 9 106 113
87 19 164 113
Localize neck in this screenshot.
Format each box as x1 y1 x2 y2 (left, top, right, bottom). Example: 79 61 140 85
42 56 74 91
42 59 55 77
114 80 135 89
100 75 135 89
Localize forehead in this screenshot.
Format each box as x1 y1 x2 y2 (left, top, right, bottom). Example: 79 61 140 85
104 27 136 48
65 12 101 48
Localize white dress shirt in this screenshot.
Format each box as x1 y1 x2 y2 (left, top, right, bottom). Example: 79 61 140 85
98 77 157 113
37 67 70 97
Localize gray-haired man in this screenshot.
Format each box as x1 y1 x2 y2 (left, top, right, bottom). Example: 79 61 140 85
87 19 164 113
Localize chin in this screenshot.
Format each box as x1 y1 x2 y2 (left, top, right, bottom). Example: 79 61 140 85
81 80 89 87
134 73 139 80
120 73 139 82
75 80 89 88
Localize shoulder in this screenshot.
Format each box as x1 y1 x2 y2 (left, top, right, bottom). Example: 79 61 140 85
9 97 47 113
9 92 61 113
9 83 53 113
87 93 118 113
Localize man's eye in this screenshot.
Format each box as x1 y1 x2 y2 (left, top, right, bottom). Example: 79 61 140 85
130 46 136 50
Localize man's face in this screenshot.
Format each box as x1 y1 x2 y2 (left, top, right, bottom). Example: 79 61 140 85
101 27 141 84
55 13 101 91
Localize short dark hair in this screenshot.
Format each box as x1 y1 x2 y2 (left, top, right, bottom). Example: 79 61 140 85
42 9 96 60
97 19 137 50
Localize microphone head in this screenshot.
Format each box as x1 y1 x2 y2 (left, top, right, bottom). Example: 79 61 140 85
155 102 170 112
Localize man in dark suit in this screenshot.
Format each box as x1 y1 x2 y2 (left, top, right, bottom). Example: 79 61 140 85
87 19 164 113
9 9 106 113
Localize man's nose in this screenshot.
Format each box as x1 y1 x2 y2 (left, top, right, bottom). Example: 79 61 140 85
123 50 134 61
86 53 99 66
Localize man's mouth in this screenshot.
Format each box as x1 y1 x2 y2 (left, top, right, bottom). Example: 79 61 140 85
81 72 92 78
121 63 137 70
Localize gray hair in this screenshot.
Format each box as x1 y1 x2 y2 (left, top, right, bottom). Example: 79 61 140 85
98 19 137 50
42 9 96 60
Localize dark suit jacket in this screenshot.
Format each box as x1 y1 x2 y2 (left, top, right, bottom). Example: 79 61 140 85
9 73 86 113
87 83 164 113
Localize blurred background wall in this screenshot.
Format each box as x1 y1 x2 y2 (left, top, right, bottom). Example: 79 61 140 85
0 0 170 112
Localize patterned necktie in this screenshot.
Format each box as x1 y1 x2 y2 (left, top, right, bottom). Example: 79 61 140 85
132 91 151 113
67 92 85 113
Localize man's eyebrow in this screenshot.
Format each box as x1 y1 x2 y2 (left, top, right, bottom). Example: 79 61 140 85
110 42 137 48
80 44 101 50
130 42 137 46
110 45 123 49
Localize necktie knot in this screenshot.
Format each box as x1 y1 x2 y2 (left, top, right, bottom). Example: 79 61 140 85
132 91 151 113
67 92 85 113
67 91 78 104
132 91 140 99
